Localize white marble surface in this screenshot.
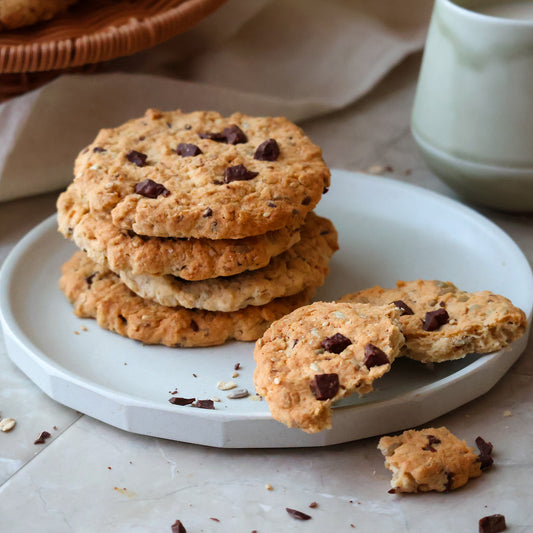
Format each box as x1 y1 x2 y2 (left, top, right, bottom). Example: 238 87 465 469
1 54 532 532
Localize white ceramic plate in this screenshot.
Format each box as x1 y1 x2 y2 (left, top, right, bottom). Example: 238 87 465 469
1 170 532 448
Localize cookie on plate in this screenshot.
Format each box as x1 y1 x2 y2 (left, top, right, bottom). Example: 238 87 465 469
253 301 404 433
378 427 487 493
114 213 338 311
60 251 316 348
340 280 527 363
73 109 331 239
57 185 301 280
0 0 77 30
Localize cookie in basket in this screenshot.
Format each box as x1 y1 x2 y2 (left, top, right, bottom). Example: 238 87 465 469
0 0 77 30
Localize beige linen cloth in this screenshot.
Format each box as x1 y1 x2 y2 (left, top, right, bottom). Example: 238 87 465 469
0 0 431 202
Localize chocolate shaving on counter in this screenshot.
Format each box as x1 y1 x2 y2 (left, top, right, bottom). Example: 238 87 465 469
134 179 171 199
169 397 195 406
393 299 414 316
126 150 147 167
192 399 215 410
171 520 187 533
176 143 202 157
34 431 51 445
223 125 247 144
422 308 449 331
479 514 507 533
309 502 319 509
476 436 494 470
321 333 352 354
364 344 389 368
286 508 312 521
254 138 280 161
310 373 339 401
224 164 259 183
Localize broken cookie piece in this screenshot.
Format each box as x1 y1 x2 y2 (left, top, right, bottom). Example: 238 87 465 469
253 301 404 433
378 426 485 493
341 280 527 363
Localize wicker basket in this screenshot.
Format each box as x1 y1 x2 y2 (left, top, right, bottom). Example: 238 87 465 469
0 0 226 99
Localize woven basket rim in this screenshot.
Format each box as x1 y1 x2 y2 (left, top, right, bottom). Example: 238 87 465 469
0 0 227 74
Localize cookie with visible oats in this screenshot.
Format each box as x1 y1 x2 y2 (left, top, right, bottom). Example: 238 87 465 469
253 301 404 433
378 427 486 493
60 251 315 348
57 185 301 280
72 109 330 239
0 0 77 30
340 280 527 363
114 213 338 312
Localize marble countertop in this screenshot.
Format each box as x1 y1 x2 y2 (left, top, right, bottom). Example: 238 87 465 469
1 54 532 532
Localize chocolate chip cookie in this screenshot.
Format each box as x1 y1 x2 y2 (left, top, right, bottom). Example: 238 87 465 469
253 301 404 433
73 109 330 239
378 427 490 493
57 185 301 280
60 251 315 348
114 213 338 311
340 280 527 363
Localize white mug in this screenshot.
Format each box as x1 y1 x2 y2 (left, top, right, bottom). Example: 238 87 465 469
412 0 533 211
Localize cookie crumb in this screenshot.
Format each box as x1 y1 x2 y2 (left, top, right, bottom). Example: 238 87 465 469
249 394 263 401
217 380 237 391
367 164 385 174
232 371 240 378
81 325 88 332
503 410 512 417
265 483 273 491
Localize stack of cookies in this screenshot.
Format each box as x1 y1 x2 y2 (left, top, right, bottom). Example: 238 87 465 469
57 109 338 347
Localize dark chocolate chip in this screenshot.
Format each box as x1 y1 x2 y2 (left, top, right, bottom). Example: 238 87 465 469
286 508 312 521
176 143 202 157
254 138 280 161
203 207 213 217
321 333 352 354
184 124 192 130
479 514 506 533
223 164 259 183
422 434 441 452
118 314 127 324
267 202 277 208
301 196 311 206
34 431 51 445
192 399 215 410
223 124 247 144
476 436 494 470
309 502 318 509
439 301 446 307
189 320 199 332
393 300 414 316
92 146 106 153
422 308 449 331
126 150 147 167
310 373 339 401
85 273 97 287
169 397 195 406
199 131 226 142
171 520 187 533
445 472 454 491
323 187 329 194
134 179 171 199
364 343 389 368
388 488 397 494
234 363 241 370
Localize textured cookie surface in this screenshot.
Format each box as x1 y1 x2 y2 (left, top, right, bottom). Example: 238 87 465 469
73 109 330 239
340 280 527 363
0 0 76 30
116 213 338 311
253 301 404 433
378 427 482 493
60 251 315 348
57 185 301 280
